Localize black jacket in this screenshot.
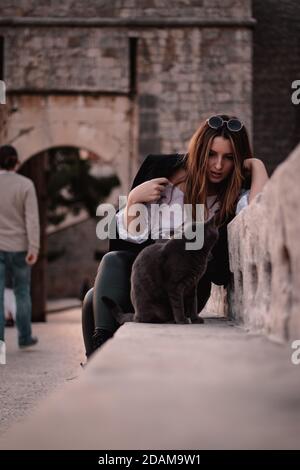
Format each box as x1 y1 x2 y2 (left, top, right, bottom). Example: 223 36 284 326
109 153 233 286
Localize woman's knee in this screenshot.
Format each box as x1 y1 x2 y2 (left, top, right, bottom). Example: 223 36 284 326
96 252 136 290
82 288 94 325
97 251 135 273
82 287 94 309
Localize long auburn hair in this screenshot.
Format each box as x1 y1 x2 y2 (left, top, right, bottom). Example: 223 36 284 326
172 114 253 227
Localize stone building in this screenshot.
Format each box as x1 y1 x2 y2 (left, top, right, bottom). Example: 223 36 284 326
252 0 300 173
0 0 299 303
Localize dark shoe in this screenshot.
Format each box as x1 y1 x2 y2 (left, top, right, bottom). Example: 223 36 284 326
19 336 38 349
92 328 113 353
192 316 205 324
5 317 15 327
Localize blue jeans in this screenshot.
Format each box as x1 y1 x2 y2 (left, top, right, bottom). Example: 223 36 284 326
0 251 32 345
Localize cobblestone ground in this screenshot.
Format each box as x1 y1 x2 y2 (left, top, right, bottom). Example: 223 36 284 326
0 309 84 436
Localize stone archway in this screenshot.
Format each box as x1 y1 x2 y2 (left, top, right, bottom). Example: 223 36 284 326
6 94 137 193
19 145 122 321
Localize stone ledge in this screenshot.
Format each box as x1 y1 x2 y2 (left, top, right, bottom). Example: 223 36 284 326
1 321 299 450
0 17 257 28
228 144 300 341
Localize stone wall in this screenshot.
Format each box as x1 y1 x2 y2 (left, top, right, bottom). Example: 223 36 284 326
3 0 300 174
0 0 252 19
0 0 253 163
228 143 300 341
47 218 108 299
1 24 253 159
3 28 129 92
253 0 300 174
137 27 252 157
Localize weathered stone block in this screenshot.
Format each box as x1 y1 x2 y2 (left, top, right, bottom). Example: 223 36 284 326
228 144 300 341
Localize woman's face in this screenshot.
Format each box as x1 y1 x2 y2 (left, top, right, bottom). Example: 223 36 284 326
206 136 235 184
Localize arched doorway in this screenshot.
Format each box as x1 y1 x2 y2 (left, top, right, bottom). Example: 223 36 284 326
19 146 120 321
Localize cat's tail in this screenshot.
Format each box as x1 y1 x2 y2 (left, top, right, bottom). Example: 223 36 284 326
102 296 134 325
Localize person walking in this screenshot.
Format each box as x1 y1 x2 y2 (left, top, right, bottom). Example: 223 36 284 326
0 145 40 348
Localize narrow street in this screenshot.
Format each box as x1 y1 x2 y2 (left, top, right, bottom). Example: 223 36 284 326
0 309 84 436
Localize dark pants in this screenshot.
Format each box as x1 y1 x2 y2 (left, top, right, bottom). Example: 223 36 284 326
82 250 212 357
0 251 32 345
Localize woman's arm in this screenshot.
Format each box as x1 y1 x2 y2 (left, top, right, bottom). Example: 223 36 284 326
116 207 149 243
124 177 169 230
243 158 269 204
116 177 169 244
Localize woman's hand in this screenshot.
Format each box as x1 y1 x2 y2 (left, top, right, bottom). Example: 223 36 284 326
123 177 169 233
128 177 170 205
243 158 269 203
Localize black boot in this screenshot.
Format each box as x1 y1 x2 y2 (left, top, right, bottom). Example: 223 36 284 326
92 328 113 353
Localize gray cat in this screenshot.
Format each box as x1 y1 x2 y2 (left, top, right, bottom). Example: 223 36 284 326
103 216 219 325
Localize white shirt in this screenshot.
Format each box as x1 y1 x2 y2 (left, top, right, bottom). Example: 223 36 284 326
236 188 250 214
116 182 249 244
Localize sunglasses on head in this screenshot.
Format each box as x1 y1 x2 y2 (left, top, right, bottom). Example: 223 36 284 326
207 115 244 132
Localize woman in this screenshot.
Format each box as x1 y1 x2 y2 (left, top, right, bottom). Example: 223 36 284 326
82 114 269 358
